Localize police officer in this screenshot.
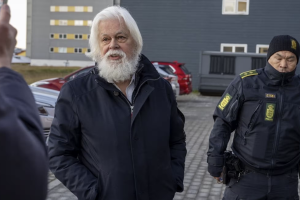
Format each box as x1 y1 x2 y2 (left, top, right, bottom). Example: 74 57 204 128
207 35 300 199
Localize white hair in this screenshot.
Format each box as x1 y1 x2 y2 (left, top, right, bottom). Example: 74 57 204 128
86 6 143 61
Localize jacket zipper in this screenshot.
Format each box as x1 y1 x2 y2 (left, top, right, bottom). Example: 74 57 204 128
271 78 284 171
114 76 160 200
243 100 262 145
225 94 239 119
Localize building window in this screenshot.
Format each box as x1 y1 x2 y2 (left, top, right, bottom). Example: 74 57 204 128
50 20 92 26
256 45 269 54
75 34 78 39
210 56 235 75
222 0 249 15
221 43 247 53
63 34 67 39
75 20 83 26
50 6 93 12
50 34 54 39
88 35 90 39
58 48 67 53
59 20 68 26
50 47 89 54
252 57 266 70
59 34 63 39
87 49 91 52
79 34 83 39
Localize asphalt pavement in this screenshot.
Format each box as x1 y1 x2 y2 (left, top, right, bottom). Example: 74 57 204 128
46 93 300 200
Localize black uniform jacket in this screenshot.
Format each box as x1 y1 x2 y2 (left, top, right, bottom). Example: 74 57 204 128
207 63 300 177
48 55 187 200
0 67 48 200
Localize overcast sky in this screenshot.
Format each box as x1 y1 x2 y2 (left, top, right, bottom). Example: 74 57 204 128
9 0 27 49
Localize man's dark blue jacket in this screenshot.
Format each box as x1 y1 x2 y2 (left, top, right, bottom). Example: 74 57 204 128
48 55 187 200
0 67 48 200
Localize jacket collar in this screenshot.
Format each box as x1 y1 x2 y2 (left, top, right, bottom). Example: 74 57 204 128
93 54 160 91
263 62 296 86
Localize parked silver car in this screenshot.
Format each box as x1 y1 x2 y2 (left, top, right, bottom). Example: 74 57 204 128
152 62 180 97
29 86 59 143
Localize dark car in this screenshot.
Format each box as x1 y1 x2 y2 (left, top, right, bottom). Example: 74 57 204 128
151 61 192 95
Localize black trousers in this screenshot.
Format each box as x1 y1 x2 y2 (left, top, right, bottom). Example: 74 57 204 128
222 169 299 200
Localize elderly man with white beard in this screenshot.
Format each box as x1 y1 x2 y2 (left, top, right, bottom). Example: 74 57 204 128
48 6 187 200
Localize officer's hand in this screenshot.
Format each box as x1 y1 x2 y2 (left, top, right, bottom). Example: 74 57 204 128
0 5 17 69
214 175 223 184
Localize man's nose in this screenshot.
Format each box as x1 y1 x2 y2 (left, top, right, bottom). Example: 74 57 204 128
109 39 119 49
280 59 288 68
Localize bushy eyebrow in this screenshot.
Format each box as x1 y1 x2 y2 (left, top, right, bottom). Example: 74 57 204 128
275 53 283 58
100 31 128 37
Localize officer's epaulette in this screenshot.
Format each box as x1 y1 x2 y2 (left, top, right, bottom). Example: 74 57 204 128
240 70 258 79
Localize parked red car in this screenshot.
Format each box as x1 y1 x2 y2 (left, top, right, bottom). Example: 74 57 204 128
30 66 94 91
151 61 192 95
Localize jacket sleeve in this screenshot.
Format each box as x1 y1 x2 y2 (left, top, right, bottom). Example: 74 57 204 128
207 76 244 177
169 90 187 193
0 67 48 200
48 82 99 200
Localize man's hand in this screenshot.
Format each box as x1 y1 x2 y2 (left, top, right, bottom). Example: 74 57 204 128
0 4 17 68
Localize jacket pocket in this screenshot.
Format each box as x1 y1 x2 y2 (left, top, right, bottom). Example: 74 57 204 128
243 100 262 145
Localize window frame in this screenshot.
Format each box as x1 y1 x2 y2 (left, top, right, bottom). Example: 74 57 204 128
256 44 269 54
220 43 248 53
222 0 250 15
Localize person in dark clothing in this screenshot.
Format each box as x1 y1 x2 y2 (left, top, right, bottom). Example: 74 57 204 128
0 4 48 200
207 35 300 199
48 6 186 200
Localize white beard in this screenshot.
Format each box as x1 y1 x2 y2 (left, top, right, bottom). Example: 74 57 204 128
97 49 139 83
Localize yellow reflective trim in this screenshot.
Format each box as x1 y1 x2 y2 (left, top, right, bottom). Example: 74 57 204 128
68 6 75 12
82 34 88 40
67 20 75 26
53 34 60 39
67 48 74 53
67 34 75 39
83 6 89 12
53 47 59 53
55 6 60 12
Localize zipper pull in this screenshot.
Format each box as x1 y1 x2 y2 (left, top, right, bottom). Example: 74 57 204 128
131 106 134 116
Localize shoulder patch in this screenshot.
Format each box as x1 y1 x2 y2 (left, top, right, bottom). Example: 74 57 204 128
218 93 232 111
240 70 258 79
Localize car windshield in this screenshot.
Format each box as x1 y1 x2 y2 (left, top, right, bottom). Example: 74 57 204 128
180 64 190 74
158 65 176 75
